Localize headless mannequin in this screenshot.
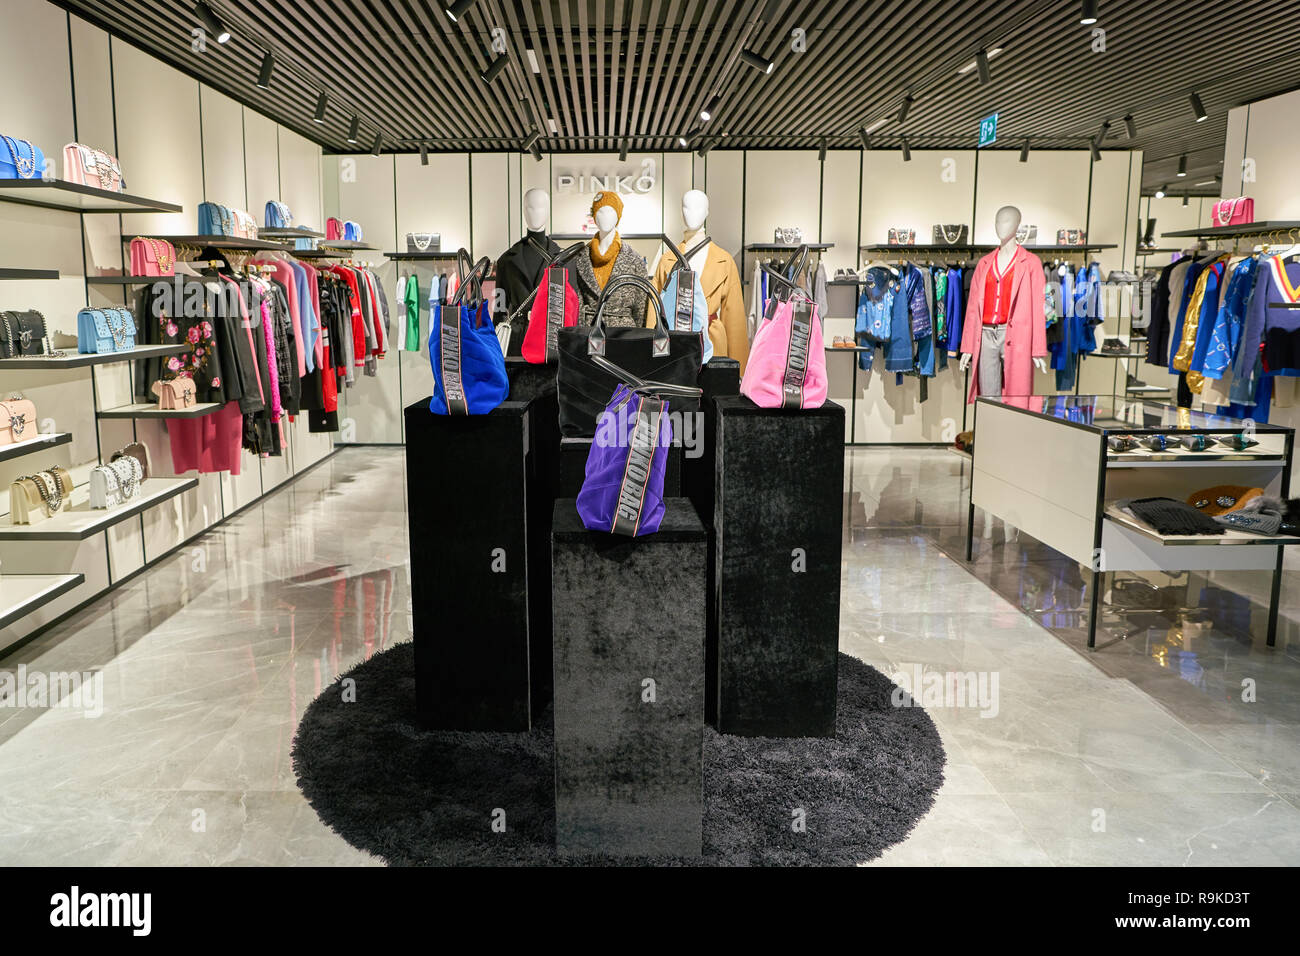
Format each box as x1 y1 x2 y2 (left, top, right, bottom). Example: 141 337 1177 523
960 205 1049 375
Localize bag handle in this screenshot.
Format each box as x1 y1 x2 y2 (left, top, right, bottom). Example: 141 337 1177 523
590 352 703 399
588 273 669 357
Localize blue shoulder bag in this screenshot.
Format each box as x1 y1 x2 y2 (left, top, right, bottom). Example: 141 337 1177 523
0 136 44 180
77 307 137 354
428 251 508 415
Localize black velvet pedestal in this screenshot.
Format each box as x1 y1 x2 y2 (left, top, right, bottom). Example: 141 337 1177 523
551 499 706 858
714 397 845 737
404 399 534 731
504 356 557 404
556 437 682 499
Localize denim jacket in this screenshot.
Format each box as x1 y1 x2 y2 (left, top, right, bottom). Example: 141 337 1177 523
855 266 912 372
1203 257 1257 381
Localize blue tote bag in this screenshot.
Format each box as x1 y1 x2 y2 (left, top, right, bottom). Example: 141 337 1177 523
428 252 508 415
659 236 713 363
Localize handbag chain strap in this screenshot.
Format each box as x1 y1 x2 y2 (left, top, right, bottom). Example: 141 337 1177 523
104 308 128 347
3 136 36 178
412 234 433 251
941 224 963 244
1216 198 1241 226
31 470 64 513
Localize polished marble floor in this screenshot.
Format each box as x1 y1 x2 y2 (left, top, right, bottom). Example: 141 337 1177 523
1 446 1298 866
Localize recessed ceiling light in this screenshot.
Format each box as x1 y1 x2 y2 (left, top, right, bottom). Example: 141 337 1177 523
525 48 540 73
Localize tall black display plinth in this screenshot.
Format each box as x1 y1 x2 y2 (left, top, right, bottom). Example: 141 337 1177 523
551 499 706 858
682 357 740 518
556 437 682 499
404 399 535 731
504 356 557 404
713 396 845 737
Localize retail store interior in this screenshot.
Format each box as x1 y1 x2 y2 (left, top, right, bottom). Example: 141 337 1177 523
2 0 1300 869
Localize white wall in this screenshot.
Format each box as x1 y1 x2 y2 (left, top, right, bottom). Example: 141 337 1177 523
0 2 330 653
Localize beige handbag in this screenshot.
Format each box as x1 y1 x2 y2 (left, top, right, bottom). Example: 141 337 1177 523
152 377 196 409
9 467 72 525
0 396 36 445
110 441 151 480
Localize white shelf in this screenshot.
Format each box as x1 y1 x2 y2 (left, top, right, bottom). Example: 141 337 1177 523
1107 449 1285 466
0 432 72 464
0 477 197 541
1104 507 1300 547
0 573 84 629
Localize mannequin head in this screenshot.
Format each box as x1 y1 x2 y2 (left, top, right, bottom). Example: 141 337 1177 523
682 189 709 232
591 191 623 237
523 188 549 232
994 205 1023 244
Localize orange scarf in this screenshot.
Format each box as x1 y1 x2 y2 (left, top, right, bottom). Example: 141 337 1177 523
590 234 621 289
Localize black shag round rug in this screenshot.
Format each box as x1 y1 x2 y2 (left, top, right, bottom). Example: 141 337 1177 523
292 642 945 865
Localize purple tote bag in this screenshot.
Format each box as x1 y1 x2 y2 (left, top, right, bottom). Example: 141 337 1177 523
576 354 702 537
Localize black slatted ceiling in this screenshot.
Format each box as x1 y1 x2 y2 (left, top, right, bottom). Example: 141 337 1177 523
53 0 1300 195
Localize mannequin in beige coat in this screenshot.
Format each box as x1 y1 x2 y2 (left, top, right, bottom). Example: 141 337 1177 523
652 190 750 374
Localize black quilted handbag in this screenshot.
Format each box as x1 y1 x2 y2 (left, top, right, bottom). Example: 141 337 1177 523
556 274 702 438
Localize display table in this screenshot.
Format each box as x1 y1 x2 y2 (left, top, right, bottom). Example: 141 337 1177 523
403 399 539 730
550 499 706 857
966 396 1297 648
713 397 845 735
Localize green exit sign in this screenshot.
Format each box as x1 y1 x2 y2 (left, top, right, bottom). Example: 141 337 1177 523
978 113 998 148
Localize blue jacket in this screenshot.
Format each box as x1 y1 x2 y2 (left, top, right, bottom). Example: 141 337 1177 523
855 266 912 372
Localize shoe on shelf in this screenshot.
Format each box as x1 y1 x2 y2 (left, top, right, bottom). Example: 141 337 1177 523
1100 338 1128 355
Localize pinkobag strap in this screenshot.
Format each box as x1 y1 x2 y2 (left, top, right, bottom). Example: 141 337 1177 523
780 297 815 409
590 352 703 400
609 391 665 537
589 273 669 357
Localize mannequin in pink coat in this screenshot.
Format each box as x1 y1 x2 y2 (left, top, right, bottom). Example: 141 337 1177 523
957 205 1048 404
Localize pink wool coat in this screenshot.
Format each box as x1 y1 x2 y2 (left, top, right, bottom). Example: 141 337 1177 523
959 244 1047 404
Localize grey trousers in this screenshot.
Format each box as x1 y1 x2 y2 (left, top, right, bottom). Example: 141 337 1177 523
979 324 1006 398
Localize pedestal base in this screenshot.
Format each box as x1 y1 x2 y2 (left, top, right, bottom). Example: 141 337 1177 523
551 499 706 857
714 397 845 737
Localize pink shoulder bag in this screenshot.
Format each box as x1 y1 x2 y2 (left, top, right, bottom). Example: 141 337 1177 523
129 237 175 276
1212 197 1254 227
62 142 124 192
739 247 828 409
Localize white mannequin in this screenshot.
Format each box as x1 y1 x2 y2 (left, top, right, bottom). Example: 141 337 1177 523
523 187 548 232
594 204 619 256
959 204 1048 374
681 189 710 272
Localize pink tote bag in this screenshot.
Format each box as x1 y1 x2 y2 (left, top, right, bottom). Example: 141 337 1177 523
739 295 828 409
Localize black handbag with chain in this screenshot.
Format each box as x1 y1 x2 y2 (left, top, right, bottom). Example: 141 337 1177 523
931 224 970 245
0 310 49 357
556 274 702 438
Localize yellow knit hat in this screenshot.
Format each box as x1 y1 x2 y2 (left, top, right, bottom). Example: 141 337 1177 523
591 190 624 221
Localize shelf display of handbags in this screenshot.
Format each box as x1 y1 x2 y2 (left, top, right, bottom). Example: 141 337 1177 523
264 200 293 228
110 441 152 479
1015 224 1039 243
773 226 803 245
327 218 364 242
931 224 969 245
1056 229 1087 246
76 307 136 354
887 227 915 245
0 395 36 445
129 237 176 277
406 232 441 252
9 467 72 525
90 453 144 510
0 135 44 180
1212 197 1255 226
62 142 124 192
151 376 196 409
1 310 52 357
197 201 259 239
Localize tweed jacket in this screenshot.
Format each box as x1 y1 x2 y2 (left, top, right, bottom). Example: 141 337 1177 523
573 236 650 327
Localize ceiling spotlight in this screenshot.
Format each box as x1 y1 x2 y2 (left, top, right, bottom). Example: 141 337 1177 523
371 131 382 156
444 0 475 22
897 94 914 125
529 139 543 162
419 143 428 166
256 51 274 89
1154 184 1166 199
618 142 628 162
312 92 328 124
1177 154 1187 177
818 138 827 162
700 94 721 123
1019 138 1030 162
740 49 775 74
1080 0 1098 25
1097 120 1111 141
1124 113 1137 139
696 139 713 158
900 135 912 162
1190 91 1208 122
1089 137 1101 162
975 49 991 85
678 133 689 147
858 126 872 150
346 115 360 144
1182 193 1189 207
522 129 541 151
957 47 1002 76
194 2 230 44
481 53 507 83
